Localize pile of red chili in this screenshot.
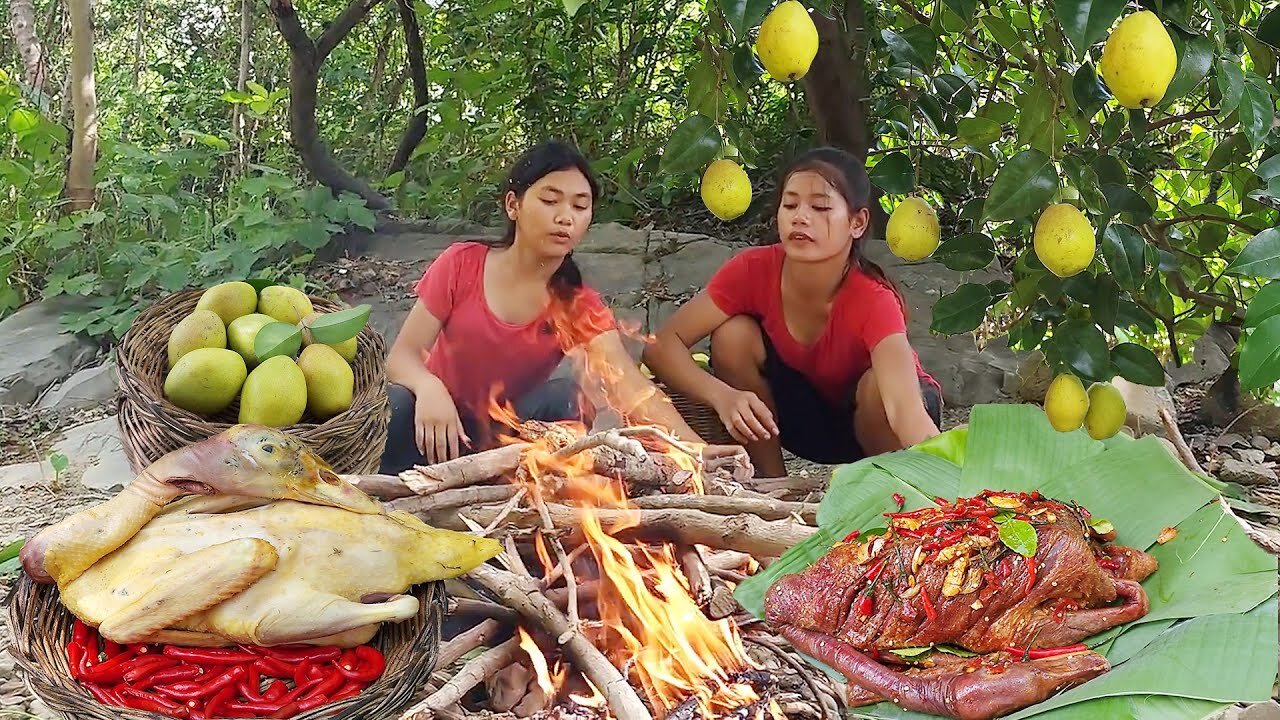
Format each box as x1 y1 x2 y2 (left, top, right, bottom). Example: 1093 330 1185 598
66 619 385 718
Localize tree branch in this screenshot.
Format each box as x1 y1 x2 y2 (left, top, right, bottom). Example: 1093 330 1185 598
893 0 931 25
1155 214 1262 236
316 0 389 62
1142 222 1246 322
1147 109 1218 132
386 0 430 175
268 0 316 58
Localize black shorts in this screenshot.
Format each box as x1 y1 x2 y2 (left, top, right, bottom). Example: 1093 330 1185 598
757 334 942 465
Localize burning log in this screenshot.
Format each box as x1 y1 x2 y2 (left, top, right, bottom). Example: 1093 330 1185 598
390 485 521 515
401 636 524 719
467 563 655 720
677 543 713 607
631 495 818 524
403 443 532 494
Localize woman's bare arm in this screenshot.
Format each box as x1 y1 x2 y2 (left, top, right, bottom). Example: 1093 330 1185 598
386 302 447 396
870 334 940 447
640 291 738 409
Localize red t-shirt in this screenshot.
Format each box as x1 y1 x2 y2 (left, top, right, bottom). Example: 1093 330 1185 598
705 244 938 408
415 242 617 417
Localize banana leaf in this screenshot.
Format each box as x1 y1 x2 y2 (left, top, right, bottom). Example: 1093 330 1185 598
733 403 1279 720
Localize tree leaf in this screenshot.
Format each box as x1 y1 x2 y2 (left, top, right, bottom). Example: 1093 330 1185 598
957 117 1002 146
998 518 1039 557
1246 282 1280 329
1091 275 1120 332
982 14 1022 50
1238 78 1275 150
561 0 588 17
1226 228 1280 279
1260 5 1280 49
1217 60 1246 117
936 232 996 271
687 60 726 121
982 149 1058 221
1052 319 1111 381
1112 342 1166 386
1259 155 1280 182
1054 0 1125 58
868 152 916 195
1117 299 1158 333
1101 223 1148 290
930 283 994 334
245 278 277 293
933 74 976 114
1161 34 1214 105
255 322 303 363
1207 133 1249 172
1239 315 1280 391
1100 183 1154 221
306 304 371 345
882 26 937 73
718 0 772 37
943 0 977 20
659 115 722 175
1071 62 1110 120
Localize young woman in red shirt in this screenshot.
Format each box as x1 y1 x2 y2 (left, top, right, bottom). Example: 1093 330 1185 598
643 147 942 477
379 140 746 474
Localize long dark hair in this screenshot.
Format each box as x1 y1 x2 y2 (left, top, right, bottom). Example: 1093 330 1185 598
769 146 908 320
490 139 599 303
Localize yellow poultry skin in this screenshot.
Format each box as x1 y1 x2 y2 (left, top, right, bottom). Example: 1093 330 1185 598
20 425 502 647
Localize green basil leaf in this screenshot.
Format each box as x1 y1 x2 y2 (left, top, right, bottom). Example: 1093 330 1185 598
999 518 1039 557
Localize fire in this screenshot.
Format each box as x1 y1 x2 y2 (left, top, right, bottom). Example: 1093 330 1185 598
519 627 566 699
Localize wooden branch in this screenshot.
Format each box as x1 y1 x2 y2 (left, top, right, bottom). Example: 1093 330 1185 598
386 0 430 174
631 495 818 524
345 473 415 500
892 0 931 25
1158 406 1205 474
468 563 654 720
403 443 529 493
1142 223 1245 321
677 543 713 607
266 0 315 57
389 485 518 514
436 618 505 670
316 0 389 61
401 637 523 719
450 597 518 623
438 504 816 557
1148 108 1218 131
1154 213 1262 235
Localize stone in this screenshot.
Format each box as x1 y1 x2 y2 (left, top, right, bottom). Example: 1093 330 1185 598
1218 457 1278 486
27 697 58 720
0 461 50 489
575 252 646 308
1201 373 1280 440
579 222 648 255
1006 351 1053 403
1254 435 1271 450
1269 443 1280 458
51 415 131 491
1217 432 1248 449
1241 702 1280 720
1110 377 1176 437
1236 447 1267 465
648 230 716 257
0 296 99 405
1168 323 1235 388
655 239 738 296
35 359 118 411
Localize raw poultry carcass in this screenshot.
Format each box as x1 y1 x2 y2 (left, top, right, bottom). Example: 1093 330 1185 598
764 490 1157 720
21 425 502 647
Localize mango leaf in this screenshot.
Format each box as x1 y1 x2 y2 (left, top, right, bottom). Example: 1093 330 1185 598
255 322 303 362
1238 78 1275 150
1054 0 1125 58
1071 62 1110 120
1225 228 1280 279
1100 224 1147 289
933 74 976 114
982 14 1022 50
659 115 721 175
868 152 916 194
957 117 1002 146
1217 60 1246 116
1111 343 1165 386
1161 34 1214 104
881 26 937 73
1239 315 1280 391
717 0 772 37
983 149 1058 221
935 232 995 271
930 283 993 333
306 305 371 345
1245 282 1280 329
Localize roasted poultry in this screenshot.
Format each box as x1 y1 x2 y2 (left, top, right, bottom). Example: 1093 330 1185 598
765 490 1157 720
21 425 502 647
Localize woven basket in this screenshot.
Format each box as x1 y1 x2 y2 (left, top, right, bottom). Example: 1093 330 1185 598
116 289 390 475
657 382 734 446
4 572 446 720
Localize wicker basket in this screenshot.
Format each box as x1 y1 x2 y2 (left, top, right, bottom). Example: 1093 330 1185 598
656 382 734 446
5 572 446 720
116 289 390 475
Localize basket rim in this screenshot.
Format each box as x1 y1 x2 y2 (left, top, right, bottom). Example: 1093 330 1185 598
5 571 446 720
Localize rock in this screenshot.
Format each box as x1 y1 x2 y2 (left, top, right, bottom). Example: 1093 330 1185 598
576 252 646 308
940 348 1020 407
1168 323 1235 388
1241 702 1280 720
580 222 648 254
1269 443 1280 458
654 239 738 296
1218 457 1278 486
0 461 51 489
1111 377 1176 437
27 696 59 720
1254 435 1271 450
1201 373 1280 440
0 296 99 405
1218 432 1248 449
1006 351 1054 403
648 230 716 256
51 415 131 491
35 359 118 412
1236 448 1267 465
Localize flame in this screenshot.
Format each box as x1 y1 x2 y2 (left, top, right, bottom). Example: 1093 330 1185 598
519 627 566 699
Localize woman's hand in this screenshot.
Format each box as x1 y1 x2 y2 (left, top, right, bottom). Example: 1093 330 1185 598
712 388 779 444
413 379 472 464
700 444 754 480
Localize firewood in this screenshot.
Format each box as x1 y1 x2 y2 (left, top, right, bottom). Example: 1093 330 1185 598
467 563 655 720
402 443 531 494
343 473 415 500
631 495 818 524
676 543 713 607
389 485 520 514
401 636 524 719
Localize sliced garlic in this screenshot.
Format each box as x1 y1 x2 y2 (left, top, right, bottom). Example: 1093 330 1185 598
942 556 969 597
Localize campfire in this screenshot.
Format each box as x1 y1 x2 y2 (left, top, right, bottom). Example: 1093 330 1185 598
384 395 837 720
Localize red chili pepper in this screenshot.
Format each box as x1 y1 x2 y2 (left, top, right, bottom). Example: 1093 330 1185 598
254 656 297 678
67 642 85 680
122 655 180 684
897 528 923 539
842 529 861 543
863 559 886 581
1025 555 1037 595
260 645 342 663
270 702 301 719
205 684 237 718
298 694 330 712
102 639 123 658
264 680 288 701
934 496 950 505
892 492 905 507
78 649 139 684
920 591 937 622
331 680 366 701
293 659 314 686
82 681 115 706
1005 643 1088 660
162 646 259 664
345 647 385 682
118 687 189 717
856 594 874 617
239 665 264 701
137 665 202 689
158 665 246 700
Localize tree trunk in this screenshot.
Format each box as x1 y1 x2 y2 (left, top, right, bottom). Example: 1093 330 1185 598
9 0 47 98
233 0 254 176
267 0 393 210
64 0 98 212
385 0 429 176
132 0 145 87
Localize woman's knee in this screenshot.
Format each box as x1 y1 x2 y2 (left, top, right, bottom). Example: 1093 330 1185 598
516 376 588 422
387 383 417 419
710 315 766 371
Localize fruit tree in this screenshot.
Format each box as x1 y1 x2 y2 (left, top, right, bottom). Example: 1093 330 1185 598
661 0 1280 426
